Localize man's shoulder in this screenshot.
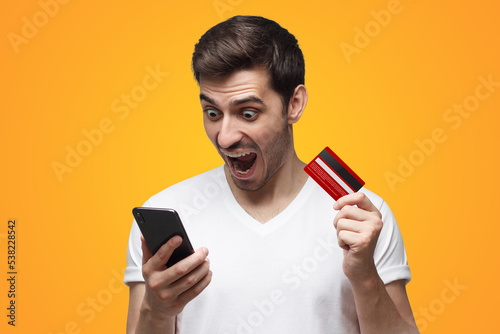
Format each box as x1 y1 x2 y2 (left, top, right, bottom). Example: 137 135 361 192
357 188 397 224
145 165 226 207
358 187 388 212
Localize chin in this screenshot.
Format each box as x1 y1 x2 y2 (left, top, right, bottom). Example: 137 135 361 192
231 178 265 192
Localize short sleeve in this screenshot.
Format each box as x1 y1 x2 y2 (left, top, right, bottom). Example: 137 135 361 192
373 200 411 285
123 200 151 285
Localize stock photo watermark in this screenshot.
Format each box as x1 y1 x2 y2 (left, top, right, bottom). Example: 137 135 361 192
47 268 125 334
177 171 227 219
162 173 339 333
51 64 169 183
339 0 416 64
414 277 466 332
7 0 72 54
385 73 499 191
235 234 338 334
6 219 17 326
213 0 243 20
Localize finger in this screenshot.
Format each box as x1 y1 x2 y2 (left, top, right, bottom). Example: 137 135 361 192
148 235 183 270
169 258 211 296
167 248 209 284
141 234 153 266
334 192 380 216
177 269 213 306
336 218 365 233
337 229 358 250
333 205 377 228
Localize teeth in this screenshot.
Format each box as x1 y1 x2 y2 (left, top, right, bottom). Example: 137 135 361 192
234 166 251 174
222 151 254 175
232 160 252 174
224 151 251 158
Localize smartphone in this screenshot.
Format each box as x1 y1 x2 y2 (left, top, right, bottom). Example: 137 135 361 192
132 207 194 267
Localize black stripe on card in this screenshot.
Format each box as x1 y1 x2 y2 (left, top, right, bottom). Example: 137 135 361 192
318 149 363 191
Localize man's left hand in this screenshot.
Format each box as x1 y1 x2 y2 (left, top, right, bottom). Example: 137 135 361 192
333 192 383 283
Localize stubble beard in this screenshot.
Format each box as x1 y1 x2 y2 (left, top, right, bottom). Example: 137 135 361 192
229 119 291 192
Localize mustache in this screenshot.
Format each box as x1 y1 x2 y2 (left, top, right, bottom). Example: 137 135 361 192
216 138 258 151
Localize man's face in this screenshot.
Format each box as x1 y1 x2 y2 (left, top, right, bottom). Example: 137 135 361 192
200 67 292 191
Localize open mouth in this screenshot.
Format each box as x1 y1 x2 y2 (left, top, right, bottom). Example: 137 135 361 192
224 151 257 176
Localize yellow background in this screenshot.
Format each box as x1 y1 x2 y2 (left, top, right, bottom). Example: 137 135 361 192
2 0 499 332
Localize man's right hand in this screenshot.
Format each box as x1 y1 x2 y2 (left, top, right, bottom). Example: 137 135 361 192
140 234 212 324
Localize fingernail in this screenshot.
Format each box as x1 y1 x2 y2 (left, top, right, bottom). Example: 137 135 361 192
333 202 339 210
172 236 182 245
202 247 209 256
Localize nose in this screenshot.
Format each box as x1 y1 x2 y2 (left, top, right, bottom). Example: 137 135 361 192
217 116 243 149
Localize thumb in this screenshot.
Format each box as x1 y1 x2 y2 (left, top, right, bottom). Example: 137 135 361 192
141 234 153 266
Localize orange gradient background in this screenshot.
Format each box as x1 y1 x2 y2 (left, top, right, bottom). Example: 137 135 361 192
2 0 499 333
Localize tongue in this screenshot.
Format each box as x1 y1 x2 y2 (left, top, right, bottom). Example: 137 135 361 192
234 153 256 171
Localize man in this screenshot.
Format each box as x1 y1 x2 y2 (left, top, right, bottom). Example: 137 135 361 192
125 15 419 333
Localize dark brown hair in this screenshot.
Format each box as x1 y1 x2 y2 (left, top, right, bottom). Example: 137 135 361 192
192 15 305 110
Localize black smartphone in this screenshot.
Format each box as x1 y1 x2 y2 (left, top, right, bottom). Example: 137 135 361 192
132 207 194 267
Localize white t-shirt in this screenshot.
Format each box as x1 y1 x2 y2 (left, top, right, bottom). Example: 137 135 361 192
125 166 411 334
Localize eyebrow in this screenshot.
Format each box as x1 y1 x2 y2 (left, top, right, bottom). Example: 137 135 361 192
199 94 265 107
230 96 265 107
199 93 215 104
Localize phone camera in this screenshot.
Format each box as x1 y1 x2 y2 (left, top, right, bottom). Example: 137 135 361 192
136 212 145 224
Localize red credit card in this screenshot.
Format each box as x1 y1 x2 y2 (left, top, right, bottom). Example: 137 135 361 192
304 147 365 200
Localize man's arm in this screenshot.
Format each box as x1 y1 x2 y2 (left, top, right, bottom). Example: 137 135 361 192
351 277 418 333
128 282 176 334
126 235 212 334
333 193 419 334
127 282 144 333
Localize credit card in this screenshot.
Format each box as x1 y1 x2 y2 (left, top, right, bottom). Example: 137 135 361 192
304 147 365 200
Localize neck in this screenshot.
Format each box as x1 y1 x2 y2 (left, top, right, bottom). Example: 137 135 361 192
224 149 309 222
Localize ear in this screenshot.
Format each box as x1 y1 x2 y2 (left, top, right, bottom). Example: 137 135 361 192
287 85 308 125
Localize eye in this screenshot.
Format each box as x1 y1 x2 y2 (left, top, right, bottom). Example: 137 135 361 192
205 109 221 120
242 110 257 119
